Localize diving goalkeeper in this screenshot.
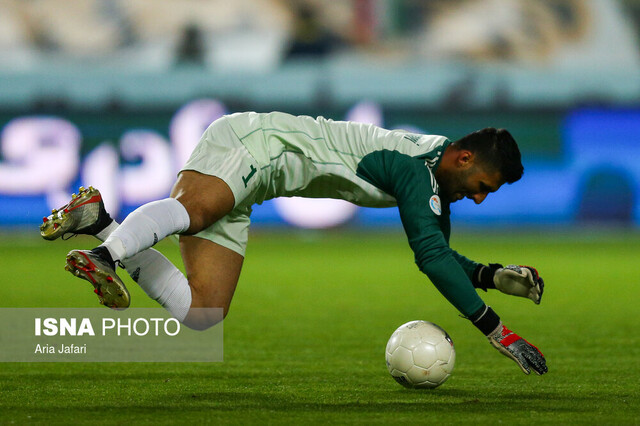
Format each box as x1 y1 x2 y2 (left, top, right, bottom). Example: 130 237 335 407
40 111 547 375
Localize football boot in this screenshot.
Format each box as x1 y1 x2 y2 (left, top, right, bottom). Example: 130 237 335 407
40 186 112 240
65 248 130 309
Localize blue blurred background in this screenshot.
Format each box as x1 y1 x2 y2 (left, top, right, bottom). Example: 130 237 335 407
1 0 639 230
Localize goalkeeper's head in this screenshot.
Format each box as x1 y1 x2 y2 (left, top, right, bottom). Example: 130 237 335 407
436 128 523 204
452 127 523 184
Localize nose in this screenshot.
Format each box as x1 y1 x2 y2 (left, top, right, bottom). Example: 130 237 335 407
471 193 488 204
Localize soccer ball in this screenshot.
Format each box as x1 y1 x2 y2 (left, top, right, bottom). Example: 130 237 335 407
385 320 456 389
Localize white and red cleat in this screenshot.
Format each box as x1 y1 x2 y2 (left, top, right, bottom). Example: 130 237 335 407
65 249 130 309
40 186 112 240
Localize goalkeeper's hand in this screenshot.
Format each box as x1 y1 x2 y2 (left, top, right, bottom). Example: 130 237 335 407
494 265 544 304
469 305 547 376
487 323 548 375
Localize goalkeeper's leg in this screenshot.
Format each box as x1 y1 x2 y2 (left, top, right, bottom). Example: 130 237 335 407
177 235 243 329
41 187 207 321
97 171 234 263
64 171 238 326
64 218 240 325
90 221 195 321
65 212 241 326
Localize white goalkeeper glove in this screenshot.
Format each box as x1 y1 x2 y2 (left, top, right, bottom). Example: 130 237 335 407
474 263 544 304
494 265 544 304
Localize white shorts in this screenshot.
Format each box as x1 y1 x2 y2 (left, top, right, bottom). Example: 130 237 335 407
180 116 263 256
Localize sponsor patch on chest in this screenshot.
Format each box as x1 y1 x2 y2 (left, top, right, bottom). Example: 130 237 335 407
429 195 442 216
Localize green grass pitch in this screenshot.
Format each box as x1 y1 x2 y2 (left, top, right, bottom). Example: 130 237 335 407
1 229 639 424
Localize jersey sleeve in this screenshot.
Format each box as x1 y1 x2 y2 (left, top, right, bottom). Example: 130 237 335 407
437 216 480 282
356 150 485 317
450 250 480 282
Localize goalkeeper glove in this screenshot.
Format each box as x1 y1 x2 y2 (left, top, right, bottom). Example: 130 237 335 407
475 263 544 304
469 305 548 375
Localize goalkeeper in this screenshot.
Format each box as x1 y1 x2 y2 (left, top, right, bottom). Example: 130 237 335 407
41 111 547 375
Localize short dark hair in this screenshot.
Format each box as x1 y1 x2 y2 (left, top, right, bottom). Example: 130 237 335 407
452 128 524 184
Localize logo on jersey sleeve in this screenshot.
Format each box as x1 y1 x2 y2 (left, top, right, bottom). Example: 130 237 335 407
403 134 422 145
429 195 442 216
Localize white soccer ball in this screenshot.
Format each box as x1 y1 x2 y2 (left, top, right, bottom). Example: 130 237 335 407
385 320 456 389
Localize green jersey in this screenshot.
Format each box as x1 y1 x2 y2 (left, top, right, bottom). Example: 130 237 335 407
221 112 485 317
226 111 448 207
356 150 485 317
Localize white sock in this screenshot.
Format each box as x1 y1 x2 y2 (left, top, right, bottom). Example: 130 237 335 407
121 251 192 322
101 198 190 261
95 218 192 322
95 220 119 243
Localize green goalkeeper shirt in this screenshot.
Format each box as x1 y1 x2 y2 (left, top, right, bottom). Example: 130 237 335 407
225 111 485 317
356 149 485 317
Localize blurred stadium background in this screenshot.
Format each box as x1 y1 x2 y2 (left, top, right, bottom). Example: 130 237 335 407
2 2 640 423
1 0 639 230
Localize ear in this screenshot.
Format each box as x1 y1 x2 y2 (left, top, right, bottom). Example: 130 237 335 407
456 150 475 169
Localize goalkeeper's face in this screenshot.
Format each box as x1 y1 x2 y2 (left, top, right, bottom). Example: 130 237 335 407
437 163 504 204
